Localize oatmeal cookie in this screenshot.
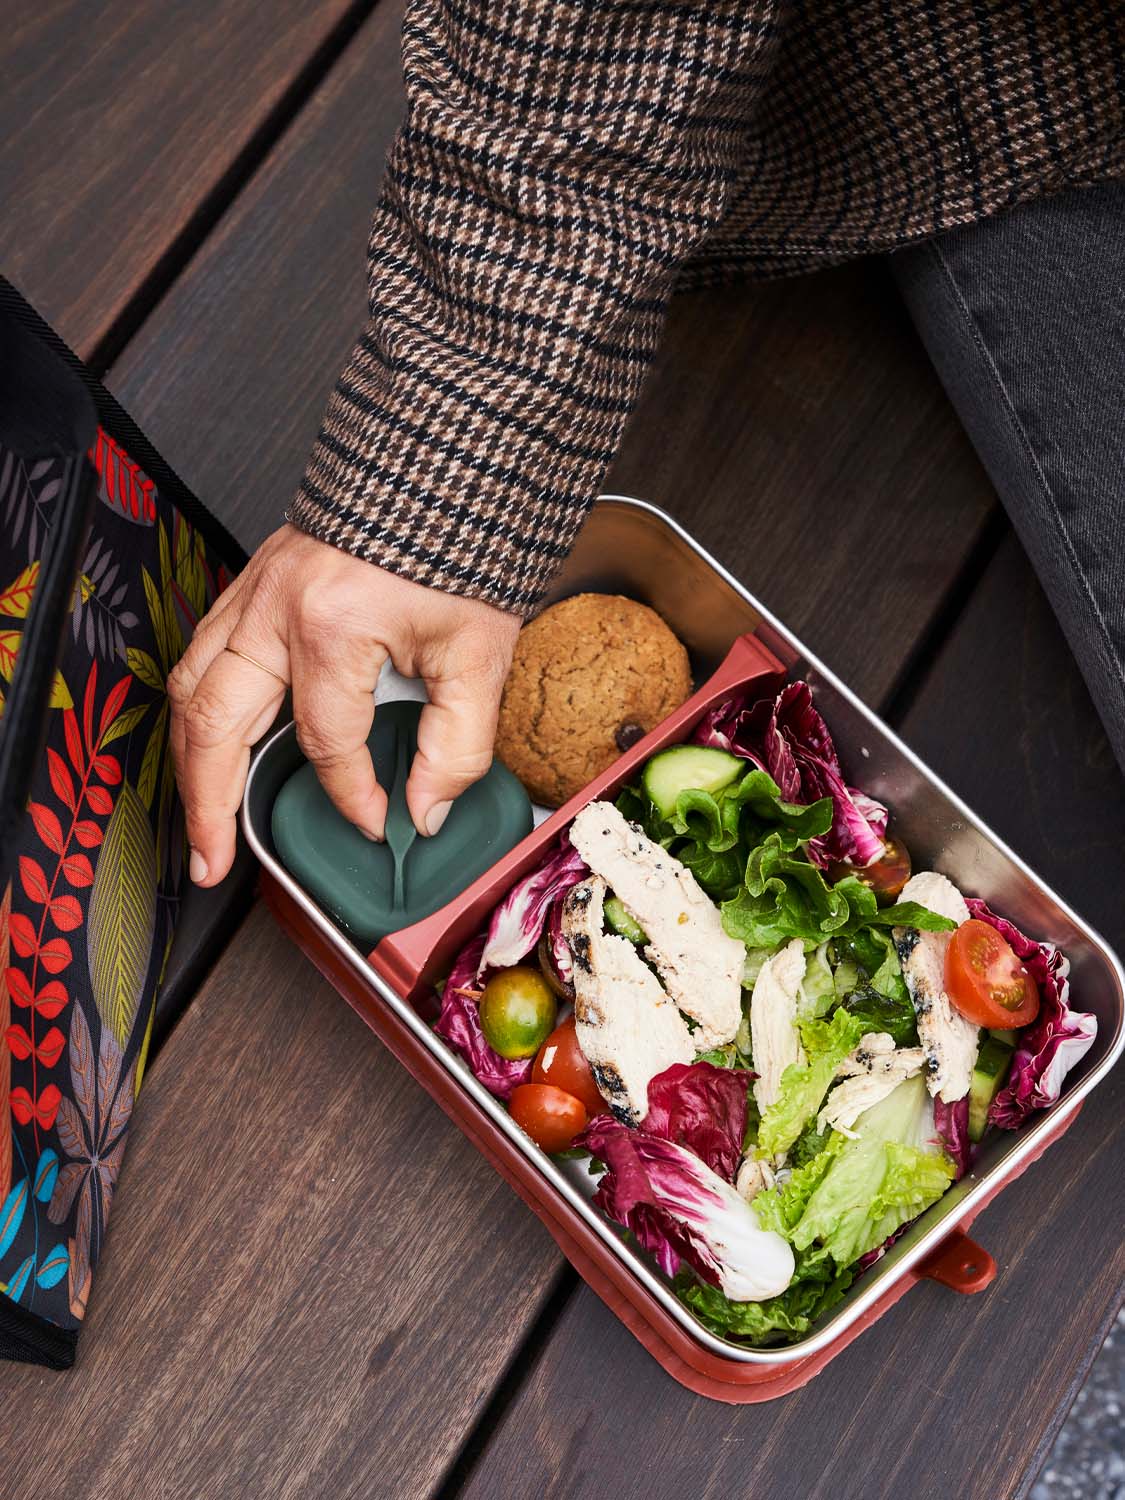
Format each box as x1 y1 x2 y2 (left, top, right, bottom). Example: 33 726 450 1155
495 594 692 806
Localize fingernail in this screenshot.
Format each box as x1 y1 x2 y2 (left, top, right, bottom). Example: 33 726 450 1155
189 848 209 885
425 801 453 837
360 826 385 843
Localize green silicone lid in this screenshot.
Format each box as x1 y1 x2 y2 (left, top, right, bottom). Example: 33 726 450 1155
271 699 533 947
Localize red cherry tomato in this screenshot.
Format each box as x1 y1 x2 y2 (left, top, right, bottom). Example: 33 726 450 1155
509 1083 588 1154
828 835 912 904
944 919 1040 1028
532 1015 606 1117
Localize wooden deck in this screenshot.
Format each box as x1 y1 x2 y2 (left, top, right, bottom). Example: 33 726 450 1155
2 5 1122 1496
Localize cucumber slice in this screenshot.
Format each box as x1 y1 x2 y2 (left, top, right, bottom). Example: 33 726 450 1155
988 1028 1018 1047
968 1036 1014 1142
641 745 744 820
604 895 646 944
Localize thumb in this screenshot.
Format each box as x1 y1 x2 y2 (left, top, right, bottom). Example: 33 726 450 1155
406 673 501 837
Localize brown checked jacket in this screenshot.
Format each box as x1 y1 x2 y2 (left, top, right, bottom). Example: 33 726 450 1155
286 0 1124 616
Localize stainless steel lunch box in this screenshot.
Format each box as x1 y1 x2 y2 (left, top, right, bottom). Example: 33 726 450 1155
242 497 1124 1401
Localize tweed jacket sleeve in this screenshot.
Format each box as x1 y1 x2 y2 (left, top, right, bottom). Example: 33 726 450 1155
287 0 772 616
288 0 1124 617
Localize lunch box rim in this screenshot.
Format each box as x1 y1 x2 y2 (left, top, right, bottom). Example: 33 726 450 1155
241 493 1125 1370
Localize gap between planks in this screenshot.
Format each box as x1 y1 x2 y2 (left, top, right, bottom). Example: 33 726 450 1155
84 0 385 380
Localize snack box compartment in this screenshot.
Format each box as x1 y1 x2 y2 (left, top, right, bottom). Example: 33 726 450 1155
242 496 1124 1402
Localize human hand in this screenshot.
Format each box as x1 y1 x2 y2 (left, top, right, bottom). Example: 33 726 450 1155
168 524 521 887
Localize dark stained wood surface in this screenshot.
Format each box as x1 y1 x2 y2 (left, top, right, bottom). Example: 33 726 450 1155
609 263 997 704
457 532 1125 1500
106 0 406 550
1 905 561 1500
0 0 366 358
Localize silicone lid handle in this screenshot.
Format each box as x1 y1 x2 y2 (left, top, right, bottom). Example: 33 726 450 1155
385 719 418 911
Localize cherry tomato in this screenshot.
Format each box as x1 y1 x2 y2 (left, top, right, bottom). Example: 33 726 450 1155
532 1015 606 1116
509 1083 588 1154
829 835 912 904
479 966 558 1059
944 919 1040 1028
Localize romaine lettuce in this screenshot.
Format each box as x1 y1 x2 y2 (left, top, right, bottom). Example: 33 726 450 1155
756 1010 865 1159
780 1075 955 1267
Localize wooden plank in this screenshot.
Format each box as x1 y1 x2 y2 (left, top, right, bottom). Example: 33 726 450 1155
105 0 405 551
457 532 1124 1500
0 0 366 358
0 905 560 1498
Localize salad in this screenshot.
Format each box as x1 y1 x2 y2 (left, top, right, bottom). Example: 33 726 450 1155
434 681 1098 1345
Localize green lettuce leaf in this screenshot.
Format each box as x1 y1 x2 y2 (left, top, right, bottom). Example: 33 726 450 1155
840 983 919 1047
757 1010 865 1159
676 1251 853 1344
797 940 836 1019
789 1076 956 1266
722 837 956 954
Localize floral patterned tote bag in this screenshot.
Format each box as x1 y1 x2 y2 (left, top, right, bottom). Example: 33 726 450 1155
0 278 248 1368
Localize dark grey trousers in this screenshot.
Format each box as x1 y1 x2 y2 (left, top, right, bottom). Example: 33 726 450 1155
891 179 1125 773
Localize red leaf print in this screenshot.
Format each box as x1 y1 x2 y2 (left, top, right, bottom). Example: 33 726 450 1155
18 855 49 905
49 894 83 932
73 820 104 849
34 981 69 1019
9 913 37 957
38 938 72 975
83 661 97 755
99 676 131 738
37 1025 66 1068
6 968 32 1007
85 785 113 816
64 708 85 775
6 1023 32 1059
9 1087 33 1125
93 753 122 786
62 852 94 888
10 1084 61 1129
29 801 64 855
47 748 77 812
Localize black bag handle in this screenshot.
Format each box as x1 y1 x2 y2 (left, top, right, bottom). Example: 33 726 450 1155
0 309 97 883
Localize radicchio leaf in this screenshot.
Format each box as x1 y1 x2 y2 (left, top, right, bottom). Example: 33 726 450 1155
932 1096 972 1179
693 681 887 868
434 933 532 1100
578 1117 793 1299
643 1062 753 1182
965 899 1097 1129
477 840 588 975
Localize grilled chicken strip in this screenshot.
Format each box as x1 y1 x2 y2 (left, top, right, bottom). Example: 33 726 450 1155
819 1032 927 1134
750 938 807 1115
562 875 694 1124
894 871 977 1104
568 802 744 1048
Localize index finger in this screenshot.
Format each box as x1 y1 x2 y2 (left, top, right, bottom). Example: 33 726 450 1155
180 641 288 884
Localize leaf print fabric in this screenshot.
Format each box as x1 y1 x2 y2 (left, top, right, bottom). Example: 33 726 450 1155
0 425 230 1337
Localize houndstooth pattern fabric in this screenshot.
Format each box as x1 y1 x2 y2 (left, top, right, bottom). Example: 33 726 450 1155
287 0 1125 616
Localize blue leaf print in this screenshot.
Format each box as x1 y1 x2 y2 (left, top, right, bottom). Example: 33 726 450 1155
34 1148 60 1204
36 1244 70 1290
7 1254 34 1303
0 1179 28 1259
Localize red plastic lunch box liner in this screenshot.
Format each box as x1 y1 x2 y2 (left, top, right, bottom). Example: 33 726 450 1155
258 631 1080 1402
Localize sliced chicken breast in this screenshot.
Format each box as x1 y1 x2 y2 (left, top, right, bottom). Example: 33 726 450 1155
894 871 978 1104
750 938 807 1115
568 802 744 1049
819 1033 927 1134
562 875 694 1125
